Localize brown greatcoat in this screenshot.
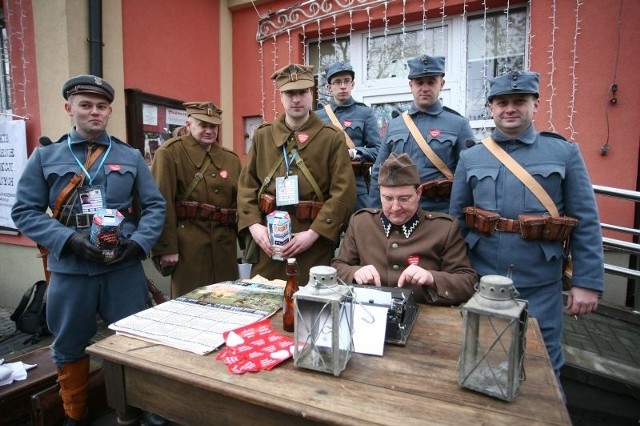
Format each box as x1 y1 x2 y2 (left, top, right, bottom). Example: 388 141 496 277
151 134 242 298
238 112 356 283
332 208 477 304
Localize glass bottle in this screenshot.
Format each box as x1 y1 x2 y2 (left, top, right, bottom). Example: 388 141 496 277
283 257 299 332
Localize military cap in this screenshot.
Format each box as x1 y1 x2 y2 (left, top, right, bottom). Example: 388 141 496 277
271 64 315 92
183 102 223 125
62 74 115 103
488 70 540 101
378 153 420 187
407 55 446 79
324 61 355 83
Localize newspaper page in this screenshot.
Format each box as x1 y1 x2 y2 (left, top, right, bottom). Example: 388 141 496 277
109 280 285 355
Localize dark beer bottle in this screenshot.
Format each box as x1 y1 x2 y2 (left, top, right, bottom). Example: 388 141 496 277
283 257 299 332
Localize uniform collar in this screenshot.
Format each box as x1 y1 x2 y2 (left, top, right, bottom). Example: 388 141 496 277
330 97 356 109
408 100 443 117
491 123 537 145
181 134 224 169
69 128 111 145
380 212 421 239
271 112 325 149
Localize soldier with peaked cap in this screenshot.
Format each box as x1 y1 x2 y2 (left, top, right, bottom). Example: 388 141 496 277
332 153 476 304
238 63 356 284
370 55 474 214
449 70 604 378
12 74 166 425
151 101 242 298
316 61 381 210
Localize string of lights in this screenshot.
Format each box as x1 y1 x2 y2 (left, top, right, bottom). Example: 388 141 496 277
527 0 534 70
440 0 447 54
258 40 265 120
546 0 558 132
287 29 293 64
272 35 278 120
401 0 407 61
567 0 583 140
505 1 511 55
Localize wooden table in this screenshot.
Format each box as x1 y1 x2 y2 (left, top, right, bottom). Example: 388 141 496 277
87 306 571 425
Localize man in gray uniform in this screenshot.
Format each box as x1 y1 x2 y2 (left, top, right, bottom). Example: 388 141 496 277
449 70 604 378
316 61 381 210
12 75 165 425
370 55 474 213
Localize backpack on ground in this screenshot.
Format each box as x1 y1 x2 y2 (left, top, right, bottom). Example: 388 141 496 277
10 280 51 344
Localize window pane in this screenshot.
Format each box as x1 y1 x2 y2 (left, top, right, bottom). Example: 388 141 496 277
466 9 527 121
308 37 351 105
371 101 413 138
367 27 447 80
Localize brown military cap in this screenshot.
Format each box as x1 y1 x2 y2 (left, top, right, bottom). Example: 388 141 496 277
183 102 223 125
378 153 420 187
271 64 315 92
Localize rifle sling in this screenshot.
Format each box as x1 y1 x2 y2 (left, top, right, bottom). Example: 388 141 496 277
324 104 356 149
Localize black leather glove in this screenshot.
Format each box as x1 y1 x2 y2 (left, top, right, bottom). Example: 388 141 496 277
108 239 144 264
65 233 105 263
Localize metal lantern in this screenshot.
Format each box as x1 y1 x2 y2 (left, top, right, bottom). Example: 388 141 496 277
294 265 354 376
458 275 529 401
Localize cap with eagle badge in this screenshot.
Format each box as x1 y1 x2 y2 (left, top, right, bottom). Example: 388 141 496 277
183 102 223 125
407 55 446 79
487 70 540 101
378 153 420 187
271 64 315 92
324 61 355 83
62 75 115 103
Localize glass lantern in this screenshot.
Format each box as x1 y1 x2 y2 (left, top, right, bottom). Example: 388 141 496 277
458 275 528 401
294 265 354 376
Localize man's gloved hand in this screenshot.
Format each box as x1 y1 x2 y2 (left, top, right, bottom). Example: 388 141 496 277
65 233 105 262
108 239 144 264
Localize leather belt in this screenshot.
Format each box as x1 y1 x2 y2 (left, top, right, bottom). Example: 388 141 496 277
495 218 521 233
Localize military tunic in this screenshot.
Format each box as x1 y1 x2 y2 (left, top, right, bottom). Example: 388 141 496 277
332 208 477 304
151 134 242 297
11 129 166 364
316 97 381 210
449 124 604 373
238 112 356 283
370 101 474 213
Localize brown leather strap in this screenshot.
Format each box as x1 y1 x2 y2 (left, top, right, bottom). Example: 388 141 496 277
402 111 453 180
51 144 106 219
324 104 356 149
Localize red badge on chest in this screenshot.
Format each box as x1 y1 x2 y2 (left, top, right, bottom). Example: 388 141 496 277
343 119 352 128
429 129 441 138
297 133 309 144
220 170 228 179
108 164 121 171
407 255 420 265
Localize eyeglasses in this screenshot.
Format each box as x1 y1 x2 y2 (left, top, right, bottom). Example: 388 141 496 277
380 192 417 205
330 79 353 86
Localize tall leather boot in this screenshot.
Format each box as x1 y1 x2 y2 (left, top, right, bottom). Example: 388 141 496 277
57 356 90 425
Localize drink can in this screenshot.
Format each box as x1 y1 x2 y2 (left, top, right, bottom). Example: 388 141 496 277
267 210 291 261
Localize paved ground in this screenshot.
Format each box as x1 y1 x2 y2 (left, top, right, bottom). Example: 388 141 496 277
2 304 639 425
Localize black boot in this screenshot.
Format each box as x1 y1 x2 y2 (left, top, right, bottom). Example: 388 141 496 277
141 412 171 426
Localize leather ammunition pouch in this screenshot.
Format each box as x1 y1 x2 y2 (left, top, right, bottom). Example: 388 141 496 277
519 214 577 241
259 193 323 221
420 178 453 199
463 206 499 236
464 206 577 241
175 201 237 225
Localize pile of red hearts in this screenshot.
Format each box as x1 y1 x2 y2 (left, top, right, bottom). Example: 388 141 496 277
216 318 295 374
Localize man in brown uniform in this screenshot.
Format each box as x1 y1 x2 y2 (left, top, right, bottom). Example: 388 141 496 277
152 102 242 297
238 64 356 283
333 153 476 304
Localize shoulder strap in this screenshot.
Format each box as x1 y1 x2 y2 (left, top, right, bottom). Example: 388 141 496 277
402 111 453 180
482 137 559 217
294 155 325 202
179 155 212 202
324 104 356 149
257 144 298 200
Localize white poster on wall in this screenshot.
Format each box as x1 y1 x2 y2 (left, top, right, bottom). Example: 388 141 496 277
0 120 27 232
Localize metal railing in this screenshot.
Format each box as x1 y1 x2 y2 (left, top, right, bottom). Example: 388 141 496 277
593 184 640 311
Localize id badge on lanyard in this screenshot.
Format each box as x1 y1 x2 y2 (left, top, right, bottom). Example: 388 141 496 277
78 186 106 214
275 144 300 206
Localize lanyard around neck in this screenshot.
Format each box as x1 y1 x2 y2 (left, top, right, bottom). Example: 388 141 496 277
67 136 111 185
282 143 298 177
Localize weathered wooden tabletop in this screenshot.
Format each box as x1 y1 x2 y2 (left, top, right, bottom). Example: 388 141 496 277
87 305 571 425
